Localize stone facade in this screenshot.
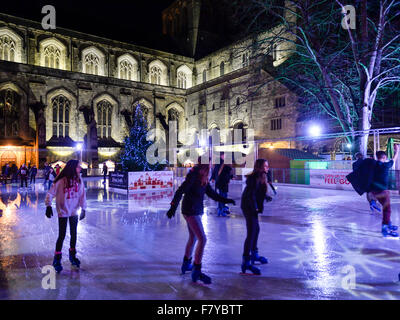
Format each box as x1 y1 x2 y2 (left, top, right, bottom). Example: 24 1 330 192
0 4 298 169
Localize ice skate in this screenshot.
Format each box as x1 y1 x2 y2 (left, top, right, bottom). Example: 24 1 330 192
69 248 81 268
241 256 261 275
369 200 381 213
251 250 268 265
181 256 193 275
191 263 211 284
53 253 63 273
382 225 399 238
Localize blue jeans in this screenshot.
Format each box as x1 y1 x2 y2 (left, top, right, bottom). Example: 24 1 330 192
217 189 228 215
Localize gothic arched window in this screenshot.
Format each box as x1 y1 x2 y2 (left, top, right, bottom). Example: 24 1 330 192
44 45 61 69
120 60 133 80
0 35 16 62
0 90 19 137
52 95 70 137
177 71 187 89
97 100 112 138
150 66 162 85
220 61 225 76
85 53 100 75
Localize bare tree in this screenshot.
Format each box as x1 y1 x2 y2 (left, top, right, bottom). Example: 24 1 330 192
229 0 400 155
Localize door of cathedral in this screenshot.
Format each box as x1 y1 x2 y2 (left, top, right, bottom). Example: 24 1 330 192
1 150 17 167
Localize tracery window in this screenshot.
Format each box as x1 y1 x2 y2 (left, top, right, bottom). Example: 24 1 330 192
97 100 112 138
85 53 100 75
0 90 19 137
177 71 187 89
44 45 61 69
52 95 70 137
0 35 16 62
150 66 162 85
120 60 133 80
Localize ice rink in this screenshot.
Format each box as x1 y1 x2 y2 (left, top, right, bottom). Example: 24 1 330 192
1 177 400 300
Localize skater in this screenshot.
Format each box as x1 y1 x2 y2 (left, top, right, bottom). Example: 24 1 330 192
43 163 50 188
1 163 10 185
266 169 277 195
10 164 18 183
19 164 28 188
352 153 380 213
210 153 233 216
30 165 37 185
166 158 235 284
45 159 87 273
102 163 108 184
47 167 56 190
55 164 61 176
240 159 272 275
370 145 399 237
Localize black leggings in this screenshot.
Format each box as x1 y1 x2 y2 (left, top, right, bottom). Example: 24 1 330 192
242 210 260 257
55 216 79 252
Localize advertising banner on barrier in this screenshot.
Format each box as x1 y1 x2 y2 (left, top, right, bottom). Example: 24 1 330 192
309 169 353 190
109 171 128 190
128 171 173 192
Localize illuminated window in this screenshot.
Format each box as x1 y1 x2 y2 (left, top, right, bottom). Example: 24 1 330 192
177 71 187 89
52 95 70 137
97 100 112 138
0 35 16 62
150 66 162 85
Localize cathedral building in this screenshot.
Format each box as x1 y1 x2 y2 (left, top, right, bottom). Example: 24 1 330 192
0 0 299 169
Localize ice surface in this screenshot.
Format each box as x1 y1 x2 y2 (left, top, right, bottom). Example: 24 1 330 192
1 178 400 300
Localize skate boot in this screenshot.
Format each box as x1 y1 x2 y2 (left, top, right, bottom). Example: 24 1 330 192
191 263 211 284
251 250 268 265
382 224 399 238
370 200 381 213
388 222 398 231
241 256 261 275
52 252 63 273
69 248 81 268
181 256 193 274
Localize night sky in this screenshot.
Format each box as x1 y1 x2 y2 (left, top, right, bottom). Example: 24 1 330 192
0 0 176 49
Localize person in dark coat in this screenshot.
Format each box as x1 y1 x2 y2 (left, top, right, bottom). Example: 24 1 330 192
370 146 399 237
102 163 108 184
10 164 18 183
43 163 51 188
352 152 380 212
30 165 38 185
19 164 29 188
210 153 234 216
166 160 235 284
240 158 272 275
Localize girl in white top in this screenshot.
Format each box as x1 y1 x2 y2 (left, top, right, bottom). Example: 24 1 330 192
45 159 87 272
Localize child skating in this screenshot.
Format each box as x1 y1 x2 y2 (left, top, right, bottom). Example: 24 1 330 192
45 160 87 273
240 159 272 275
166 159 235 284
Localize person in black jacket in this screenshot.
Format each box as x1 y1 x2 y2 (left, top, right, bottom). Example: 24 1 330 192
240 158 272 275
166 160 235 284
211 153 234 217
352 152 380 212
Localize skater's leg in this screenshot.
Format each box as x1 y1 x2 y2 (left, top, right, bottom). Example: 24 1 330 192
184 215 206 265
241 211 261 274
184 219 197 259
69 215 79 249
55 217 68 252
251 217 260 253
242 212 257 257
373 191 391 225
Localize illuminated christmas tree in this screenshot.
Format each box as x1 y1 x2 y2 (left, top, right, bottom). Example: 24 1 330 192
120 104 165 172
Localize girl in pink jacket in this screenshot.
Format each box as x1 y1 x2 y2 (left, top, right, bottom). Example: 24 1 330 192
45 159 87 273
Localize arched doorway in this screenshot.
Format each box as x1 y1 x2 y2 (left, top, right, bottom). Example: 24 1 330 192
1 150 17 167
